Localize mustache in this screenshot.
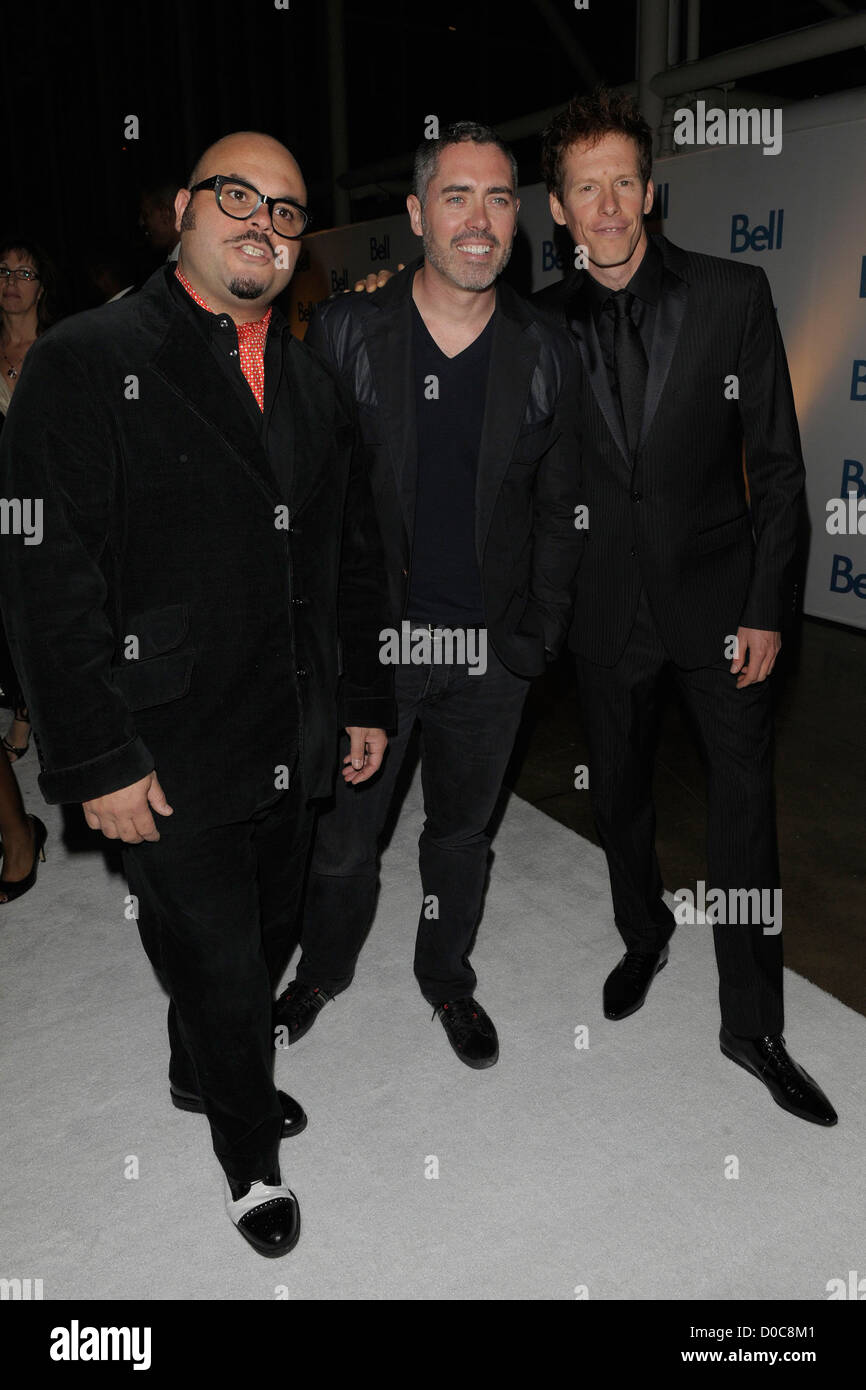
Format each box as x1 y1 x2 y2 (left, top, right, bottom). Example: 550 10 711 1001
227 230 274 251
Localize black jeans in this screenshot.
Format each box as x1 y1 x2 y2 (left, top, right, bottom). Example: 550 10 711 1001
297 641 530 1002
575 589 783 1037
123 771 314 1185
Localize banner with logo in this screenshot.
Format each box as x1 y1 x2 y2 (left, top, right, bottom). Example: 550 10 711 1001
287 102 866 630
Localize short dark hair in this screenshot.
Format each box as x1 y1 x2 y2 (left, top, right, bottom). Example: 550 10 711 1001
412 120 518 206
541 86 652 200
0 237 60 333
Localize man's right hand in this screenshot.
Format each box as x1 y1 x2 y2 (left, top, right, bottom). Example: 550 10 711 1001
350 265 403 293
82 772 174 843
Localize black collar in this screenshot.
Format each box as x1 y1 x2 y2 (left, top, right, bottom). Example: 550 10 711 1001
585 235 662 314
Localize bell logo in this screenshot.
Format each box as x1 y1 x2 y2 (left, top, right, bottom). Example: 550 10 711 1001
730 210 784 253
830 554 866 598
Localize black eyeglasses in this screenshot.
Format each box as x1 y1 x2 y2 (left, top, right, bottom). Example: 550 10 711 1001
188 175 311 239
0 267 41 281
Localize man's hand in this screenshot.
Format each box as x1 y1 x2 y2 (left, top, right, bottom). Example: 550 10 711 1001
730 627 781 688
342 727 388 784
82 771 174 843
349 265 404 294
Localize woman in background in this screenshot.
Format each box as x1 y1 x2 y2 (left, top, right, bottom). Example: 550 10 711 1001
0 238 57 901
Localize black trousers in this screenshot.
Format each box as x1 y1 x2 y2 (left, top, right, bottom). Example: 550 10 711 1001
297 642 530 1002
574 590 783 1037
122 771 314 1185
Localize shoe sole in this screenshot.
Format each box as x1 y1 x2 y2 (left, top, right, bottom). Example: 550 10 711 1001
171 1091 308 1137
449 1046 499 1070
719 1044 838 1126
603 957 668 1021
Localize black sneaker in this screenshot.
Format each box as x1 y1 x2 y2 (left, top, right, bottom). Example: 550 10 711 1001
273 980 334 1044
433 997 499 1070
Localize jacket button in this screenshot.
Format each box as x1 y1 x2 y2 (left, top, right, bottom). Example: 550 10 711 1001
296 667 308 678
292 596 308 606
631 490 642 503
401 568 408 577
630 547 638 557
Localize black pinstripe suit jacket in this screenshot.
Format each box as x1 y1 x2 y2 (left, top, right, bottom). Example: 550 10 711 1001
534 234 805 669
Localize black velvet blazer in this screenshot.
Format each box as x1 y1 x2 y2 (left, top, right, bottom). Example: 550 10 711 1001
0 266 394 833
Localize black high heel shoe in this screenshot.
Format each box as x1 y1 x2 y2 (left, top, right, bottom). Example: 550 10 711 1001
0 815 47 903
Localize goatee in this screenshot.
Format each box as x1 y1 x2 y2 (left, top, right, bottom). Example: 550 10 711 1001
227 277 266 300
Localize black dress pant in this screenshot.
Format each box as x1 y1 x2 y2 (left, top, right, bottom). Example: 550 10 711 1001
297 643 530 1003
122 770 314 1184
574 589 783 1037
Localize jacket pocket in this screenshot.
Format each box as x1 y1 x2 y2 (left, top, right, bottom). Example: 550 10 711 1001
111 604 195 712
694 514 753 555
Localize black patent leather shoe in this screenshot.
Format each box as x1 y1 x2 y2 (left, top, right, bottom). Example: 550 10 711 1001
719 1028 838 1126
170 1085 307 1137
433 997 499 1069
603 944 669 1020
225 1171 300 1257
273 980 334 1044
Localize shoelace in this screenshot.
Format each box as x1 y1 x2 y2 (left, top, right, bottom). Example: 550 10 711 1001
758 1036 804 1092
621 952 659 979
435 999 483 1044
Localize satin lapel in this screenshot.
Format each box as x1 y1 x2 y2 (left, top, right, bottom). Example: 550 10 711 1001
640 266 688 449
566 284 630 467
363 298 416 543
475 307 539 560
149 314 282 506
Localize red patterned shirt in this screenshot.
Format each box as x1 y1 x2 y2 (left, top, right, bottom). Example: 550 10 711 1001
174 267 272 411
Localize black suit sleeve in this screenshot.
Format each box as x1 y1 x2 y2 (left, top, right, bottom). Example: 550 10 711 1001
737 268 806 631
0 338 155 803
530 352 584 656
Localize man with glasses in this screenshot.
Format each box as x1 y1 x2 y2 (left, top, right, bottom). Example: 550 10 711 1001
0 131 394 1256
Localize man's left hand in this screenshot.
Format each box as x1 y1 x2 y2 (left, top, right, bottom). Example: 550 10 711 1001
730 627 781 687
342 726 388 783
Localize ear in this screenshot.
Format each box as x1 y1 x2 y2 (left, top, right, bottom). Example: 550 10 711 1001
549 190 567 227
406 194 424 239
174 188 191 234
644 178 655 217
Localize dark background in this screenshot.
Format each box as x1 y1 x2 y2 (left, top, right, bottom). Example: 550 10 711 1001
2 0 866 312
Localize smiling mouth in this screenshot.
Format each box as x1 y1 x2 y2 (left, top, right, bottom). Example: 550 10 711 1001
233 241 272 261
456 242 494 256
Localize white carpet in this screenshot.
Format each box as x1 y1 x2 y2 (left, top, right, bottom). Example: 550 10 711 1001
1 749 863 1302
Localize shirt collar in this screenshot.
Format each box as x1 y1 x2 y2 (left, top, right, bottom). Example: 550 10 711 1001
172 265 276 338
585 234 662 313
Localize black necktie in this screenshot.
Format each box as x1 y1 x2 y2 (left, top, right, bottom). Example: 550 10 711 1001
612 291 647 455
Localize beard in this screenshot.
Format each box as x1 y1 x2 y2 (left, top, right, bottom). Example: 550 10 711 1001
227 276 267 300
421 220 512 291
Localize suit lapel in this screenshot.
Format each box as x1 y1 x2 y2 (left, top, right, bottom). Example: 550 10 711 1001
475 298 539 559
363 296 416 544
149 312 282 506
639 263 688 449
565 276 630 467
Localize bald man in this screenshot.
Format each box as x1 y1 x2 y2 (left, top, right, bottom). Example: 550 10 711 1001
0 132 394 1256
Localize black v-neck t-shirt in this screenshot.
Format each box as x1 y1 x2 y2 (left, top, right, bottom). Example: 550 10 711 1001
406 302 494 626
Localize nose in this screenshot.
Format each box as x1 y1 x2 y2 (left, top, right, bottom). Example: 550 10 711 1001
464 196 492 232
246 205 273 236
599 184 621 215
